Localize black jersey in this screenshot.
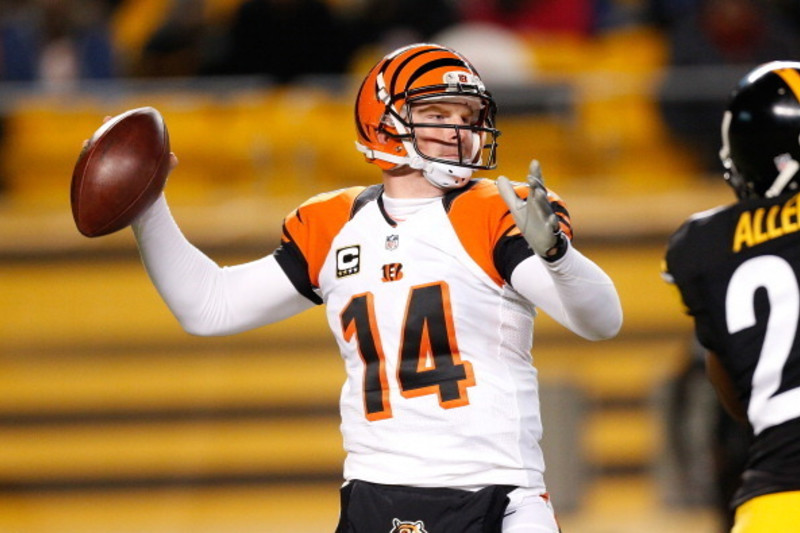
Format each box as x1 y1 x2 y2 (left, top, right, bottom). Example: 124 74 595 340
664 191 800 508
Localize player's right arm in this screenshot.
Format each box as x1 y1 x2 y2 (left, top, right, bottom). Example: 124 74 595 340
131 195 315 336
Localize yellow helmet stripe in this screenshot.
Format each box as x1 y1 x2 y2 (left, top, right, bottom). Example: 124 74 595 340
776 67 800 100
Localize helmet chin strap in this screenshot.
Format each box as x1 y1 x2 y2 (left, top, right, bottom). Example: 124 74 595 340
421 158 474 189
401 139 472 189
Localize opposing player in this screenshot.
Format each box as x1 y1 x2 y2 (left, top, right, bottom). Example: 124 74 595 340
664 61 800 532
130 43 622 532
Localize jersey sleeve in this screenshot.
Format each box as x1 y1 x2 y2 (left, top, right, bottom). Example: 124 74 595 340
545 187 573 240
273 187 366 303
664 207 735 356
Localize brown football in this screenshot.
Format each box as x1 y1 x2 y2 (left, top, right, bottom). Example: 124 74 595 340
71 106 170 237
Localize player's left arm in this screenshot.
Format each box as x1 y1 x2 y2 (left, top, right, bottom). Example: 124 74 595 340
497 161 622 340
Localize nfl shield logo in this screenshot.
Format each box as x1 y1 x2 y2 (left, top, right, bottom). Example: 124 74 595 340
385 235 399 250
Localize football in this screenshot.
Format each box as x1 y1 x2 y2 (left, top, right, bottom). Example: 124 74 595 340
70 106 171 237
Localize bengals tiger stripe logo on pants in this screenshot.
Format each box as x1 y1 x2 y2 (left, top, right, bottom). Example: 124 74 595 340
391 518 428 533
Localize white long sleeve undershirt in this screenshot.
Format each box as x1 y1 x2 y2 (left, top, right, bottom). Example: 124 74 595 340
510 245 622 341
132 195 314 336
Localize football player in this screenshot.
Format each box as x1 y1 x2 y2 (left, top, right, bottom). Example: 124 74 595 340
131 43 622 532
664 61 800 532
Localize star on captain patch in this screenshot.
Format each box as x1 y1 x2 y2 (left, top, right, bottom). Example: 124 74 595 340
385 234 399 251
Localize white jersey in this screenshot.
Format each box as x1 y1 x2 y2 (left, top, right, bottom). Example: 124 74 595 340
133 177 621 494
275 179 553 490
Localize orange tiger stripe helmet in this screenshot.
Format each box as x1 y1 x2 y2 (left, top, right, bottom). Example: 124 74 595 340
354 43 500 189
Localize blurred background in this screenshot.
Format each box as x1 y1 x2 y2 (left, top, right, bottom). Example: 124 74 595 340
1 0 796 531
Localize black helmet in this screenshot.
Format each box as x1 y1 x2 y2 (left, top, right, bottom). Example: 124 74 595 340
720 61 800 199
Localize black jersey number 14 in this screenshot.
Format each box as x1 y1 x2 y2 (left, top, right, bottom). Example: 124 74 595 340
340 282 476 421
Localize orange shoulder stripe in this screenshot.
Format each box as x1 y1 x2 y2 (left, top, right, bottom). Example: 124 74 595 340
546 189 573 240
282 187 365 287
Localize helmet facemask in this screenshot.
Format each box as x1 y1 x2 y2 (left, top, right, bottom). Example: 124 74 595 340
382 84 499 189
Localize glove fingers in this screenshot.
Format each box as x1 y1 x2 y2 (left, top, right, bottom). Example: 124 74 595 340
496 176 523 210
531 185 560 233
527 159 544 188
527 160 558 233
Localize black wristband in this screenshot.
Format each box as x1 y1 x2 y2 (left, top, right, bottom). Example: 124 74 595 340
542 233 568 262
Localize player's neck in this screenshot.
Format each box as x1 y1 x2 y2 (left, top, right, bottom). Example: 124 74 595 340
382 169 445 199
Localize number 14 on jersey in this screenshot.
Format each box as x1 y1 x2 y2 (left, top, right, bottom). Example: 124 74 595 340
340 281 476 421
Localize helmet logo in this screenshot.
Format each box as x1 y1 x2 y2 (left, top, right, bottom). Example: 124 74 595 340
443 71 484 91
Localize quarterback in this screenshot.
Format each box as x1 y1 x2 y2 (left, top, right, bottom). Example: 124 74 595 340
664 61 800 532
131 43 622 532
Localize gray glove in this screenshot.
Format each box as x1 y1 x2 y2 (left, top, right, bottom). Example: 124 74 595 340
496 159 567 261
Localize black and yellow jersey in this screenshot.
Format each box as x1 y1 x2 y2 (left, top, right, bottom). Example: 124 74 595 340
664 190 800 507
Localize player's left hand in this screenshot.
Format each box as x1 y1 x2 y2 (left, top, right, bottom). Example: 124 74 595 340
496 159 567 261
